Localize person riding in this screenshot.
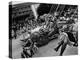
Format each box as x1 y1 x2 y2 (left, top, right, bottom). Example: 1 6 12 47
47 13 59 39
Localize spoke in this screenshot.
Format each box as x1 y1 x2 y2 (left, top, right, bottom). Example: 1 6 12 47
49 5 53 14
59 5 65 16
49 4 59 14
55 4 60 12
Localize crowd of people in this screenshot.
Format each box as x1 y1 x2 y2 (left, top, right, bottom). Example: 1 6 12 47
11 5 78 57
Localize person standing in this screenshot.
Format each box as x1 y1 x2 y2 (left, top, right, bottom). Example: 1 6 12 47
54 28 74 56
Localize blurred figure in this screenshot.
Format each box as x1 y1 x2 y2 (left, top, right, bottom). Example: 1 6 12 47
54 28 74 56
21 38 33 58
